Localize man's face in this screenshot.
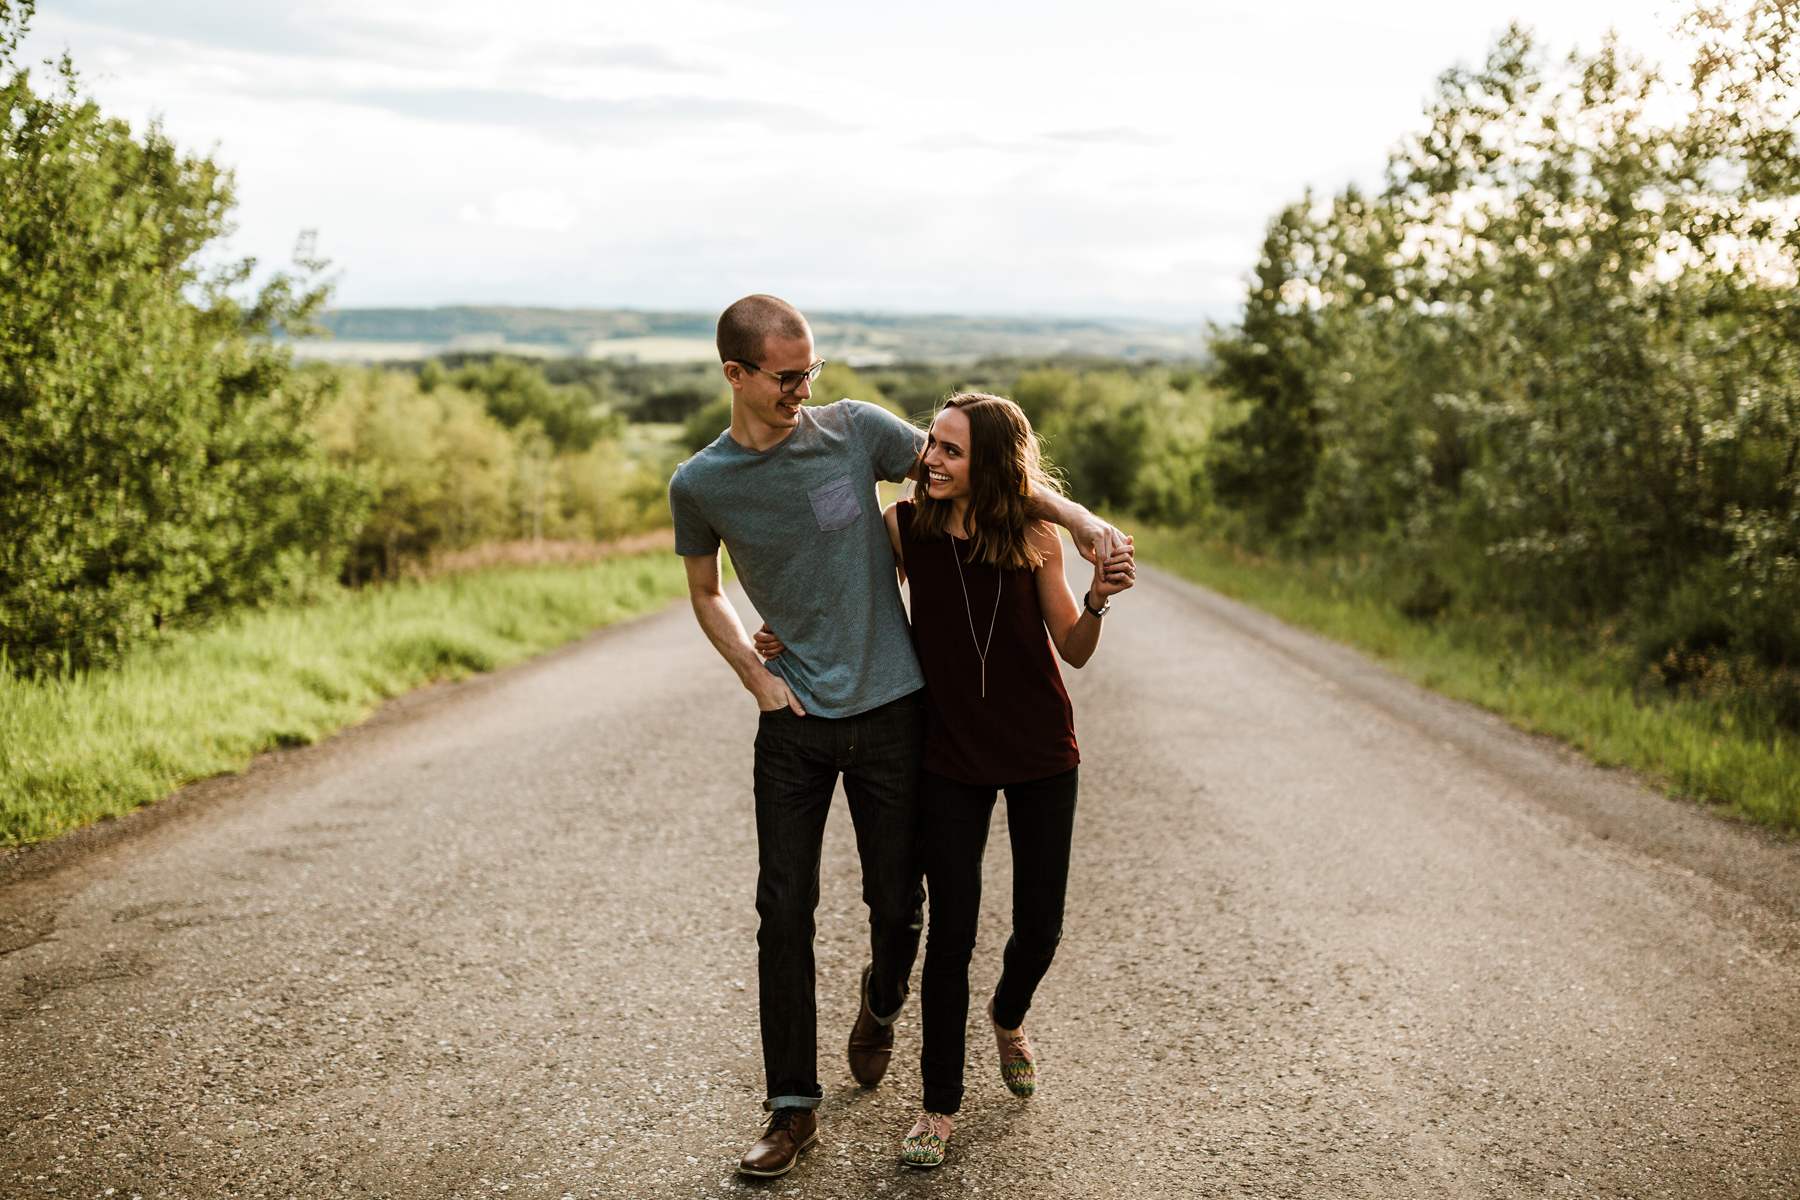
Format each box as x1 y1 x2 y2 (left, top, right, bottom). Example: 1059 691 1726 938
726 332 817 433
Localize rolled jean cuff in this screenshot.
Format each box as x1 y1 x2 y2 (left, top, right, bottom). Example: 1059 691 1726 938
870 993 905 1026
763 1095 821 1112
866 974 908 1026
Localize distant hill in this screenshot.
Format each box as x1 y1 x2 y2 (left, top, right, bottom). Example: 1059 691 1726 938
290 306 1208 365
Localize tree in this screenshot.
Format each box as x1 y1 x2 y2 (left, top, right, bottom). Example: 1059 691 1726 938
449 357 617 452
1206 0 1799 674
0 1 364 672
1207 201 1330 535
636 381 723 424
312 369 516 580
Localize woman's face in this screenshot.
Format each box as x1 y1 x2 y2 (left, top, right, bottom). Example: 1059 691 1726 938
922 406 973 504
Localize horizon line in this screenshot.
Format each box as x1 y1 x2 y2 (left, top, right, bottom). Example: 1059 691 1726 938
317 301 1233 328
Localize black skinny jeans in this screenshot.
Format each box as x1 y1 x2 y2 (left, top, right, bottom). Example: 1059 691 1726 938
918 766 1079 1115
752 691 926 1111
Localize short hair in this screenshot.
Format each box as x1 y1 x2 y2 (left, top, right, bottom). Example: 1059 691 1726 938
716 294 810 365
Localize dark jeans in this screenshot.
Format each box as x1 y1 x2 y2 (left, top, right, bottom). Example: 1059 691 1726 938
752 690 926 1111
919 766 1078 1115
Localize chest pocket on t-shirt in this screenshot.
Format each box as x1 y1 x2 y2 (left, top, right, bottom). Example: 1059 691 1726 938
807 476 862 532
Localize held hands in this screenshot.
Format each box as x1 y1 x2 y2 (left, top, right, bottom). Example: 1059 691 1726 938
1072 514 1130 564
1077 516 1135 607
1072 514 1134 572
1089 538 1135 606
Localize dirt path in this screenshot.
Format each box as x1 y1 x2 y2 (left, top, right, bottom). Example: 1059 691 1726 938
3 565 1796 1198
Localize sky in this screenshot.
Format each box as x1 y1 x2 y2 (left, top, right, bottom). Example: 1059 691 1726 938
14 0 1689 322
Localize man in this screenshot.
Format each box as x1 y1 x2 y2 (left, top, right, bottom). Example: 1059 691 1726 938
669 294 1129 1178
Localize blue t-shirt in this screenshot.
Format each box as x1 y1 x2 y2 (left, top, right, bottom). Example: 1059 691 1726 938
669 400 927 718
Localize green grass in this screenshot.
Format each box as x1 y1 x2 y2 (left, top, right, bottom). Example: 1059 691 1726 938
1136 528 1800 835
0 553 690 846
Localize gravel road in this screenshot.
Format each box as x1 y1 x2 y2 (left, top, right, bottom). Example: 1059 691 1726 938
3 564 1797 1199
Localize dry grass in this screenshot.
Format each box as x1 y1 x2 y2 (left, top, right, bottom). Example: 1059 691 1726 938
405 531 675 578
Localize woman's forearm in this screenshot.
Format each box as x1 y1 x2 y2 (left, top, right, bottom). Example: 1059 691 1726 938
1059 598 1102 668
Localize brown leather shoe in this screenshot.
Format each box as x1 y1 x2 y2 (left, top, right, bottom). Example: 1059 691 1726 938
737 1107 818 1178
847 963 895 1087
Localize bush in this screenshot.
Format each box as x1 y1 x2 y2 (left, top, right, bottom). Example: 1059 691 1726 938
0 3 363 673
448 357 619 451
1205 4 1800 669
682 397 733 452
636 382 723 424
314 369 516 579
316 367 673 578
1034 370 1224 524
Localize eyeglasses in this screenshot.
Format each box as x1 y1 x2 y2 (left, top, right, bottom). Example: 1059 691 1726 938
733 359 826 395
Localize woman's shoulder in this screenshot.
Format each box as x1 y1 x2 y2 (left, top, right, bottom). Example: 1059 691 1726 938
892 497 917 537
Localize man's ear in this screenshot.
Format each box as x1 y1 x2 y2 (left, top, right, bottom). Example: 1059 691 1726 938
722 362 745 392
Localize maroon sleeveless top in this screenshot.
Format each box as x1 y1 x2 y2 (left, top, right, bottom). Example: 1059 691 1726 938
896 500 1079 787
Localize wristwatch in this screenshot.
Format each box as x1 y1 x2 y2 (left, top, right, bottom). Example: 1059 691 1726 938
1083 591 1111 618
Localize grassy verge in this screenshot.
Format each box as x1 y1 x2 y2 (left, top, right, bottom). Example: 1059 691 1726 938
1135 528 1800 835
0 552 689 846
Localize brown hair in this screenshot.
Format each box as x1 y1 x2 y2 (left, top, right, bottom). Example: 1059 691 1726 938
910 392 1065 571
716 294 809 365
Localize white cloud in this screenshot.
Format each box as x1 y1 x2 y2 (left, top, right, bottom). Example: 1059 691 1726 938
459 190 581 234
14 0 1692 320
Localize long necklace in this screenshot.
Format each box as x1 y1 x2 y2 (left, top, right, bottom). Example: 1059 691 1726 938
950 533 1001 699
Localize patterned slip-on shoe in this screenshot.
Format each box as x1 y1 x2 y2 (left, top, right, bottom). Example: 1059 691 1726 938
900 1111 954 1168
990 999 1037 1098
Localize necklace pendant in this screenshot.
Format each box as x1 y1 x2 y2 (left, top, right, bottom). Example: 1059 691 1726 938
952 538 1001 705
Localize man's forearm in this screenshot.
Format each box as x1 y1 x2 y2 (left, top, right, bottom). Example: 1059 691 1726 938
1027 489 1086 531
1027 490 1132 566
690 589 766 688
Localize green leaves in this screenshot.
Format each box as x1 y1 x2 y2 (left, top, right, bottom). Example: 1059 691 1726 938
448 357 619 453
0 12 359 673
0 2 34 71
316 365 673 580
1207 0 1800 688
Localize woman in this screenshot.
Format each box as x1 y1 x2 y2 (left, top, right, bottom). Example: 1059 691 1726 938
892 392 1131 1167
755 392 1132 1164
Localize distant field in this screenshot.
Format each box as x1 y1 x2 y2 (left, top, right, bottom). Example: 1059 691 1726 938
290 304 1209 364
580 336 719 362
291 338 565 362
289 335 722 365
